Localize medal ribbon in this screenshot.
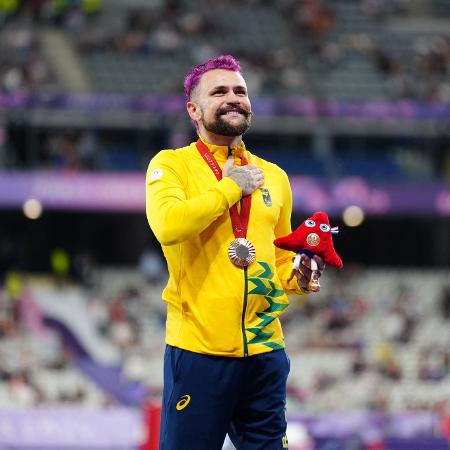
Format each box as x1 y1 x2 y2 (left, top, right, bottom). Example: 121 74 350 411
196 139 251 239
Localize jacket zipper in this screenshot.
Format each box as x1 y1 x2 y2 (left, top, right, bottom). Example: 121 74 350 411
241 266 249 357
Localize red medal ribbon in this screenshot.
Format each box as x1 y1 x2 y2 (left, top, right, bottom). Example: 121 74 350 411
196 139 251 239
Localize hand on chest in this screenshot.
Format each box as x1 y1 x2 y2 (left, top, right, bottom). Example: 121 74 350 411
186 160 281 225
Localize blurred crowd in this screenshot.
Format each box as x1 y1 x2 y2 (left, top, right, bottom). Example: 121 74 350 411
1 252 450 417
0 0 101 25
0 0 101 92
43 130 100 170
0 0 449 190
0 22 52 92
0 245 166 408
283 269 450 415
0 272 104 407
1 0 449 100
76 3 215 56
68 0 450 101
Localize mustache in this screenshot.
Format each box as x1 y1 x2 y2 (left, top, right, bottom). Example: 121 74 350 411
217 106 253 118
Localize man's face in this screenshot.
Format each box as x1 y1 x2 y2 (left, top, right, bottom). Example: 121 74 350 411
188 69 252 137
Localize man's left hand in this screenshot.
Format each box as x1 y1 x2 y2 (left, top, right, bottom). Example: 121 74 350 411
293 254 325 292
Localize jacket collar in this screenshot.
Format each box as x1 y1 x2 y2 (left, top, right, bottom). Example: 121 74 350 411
198 135 247 160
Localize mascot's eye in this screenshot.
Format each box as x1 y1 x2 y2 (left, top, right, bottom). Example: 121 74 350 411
320 224 330 232
305 220 315 227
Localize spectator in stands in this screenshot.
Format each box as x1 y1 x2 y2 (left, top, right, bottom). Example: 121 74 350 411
138 249 164 285
73 250 97 289
291 0 334 37
351 348 369 375
313 369 337 391
0 0 20 22
50 0 101 28
146 54 324 450
374 341 402 380
361 0 410 19
0 25 52 92
367 388 390 411
50 247 70 284
7 370 42 406
44 131 100 171
418 347 449 382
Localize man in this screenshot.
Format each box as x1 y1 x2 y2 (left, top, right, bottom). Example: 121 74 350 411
146 55 324 450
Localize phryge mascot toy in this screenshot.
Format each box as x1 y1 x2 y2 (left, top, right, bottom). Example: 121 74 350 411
274 211 343 291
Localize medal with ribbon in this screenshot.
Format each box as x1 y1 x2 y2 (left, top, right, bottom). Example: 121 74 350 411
196 139 256 267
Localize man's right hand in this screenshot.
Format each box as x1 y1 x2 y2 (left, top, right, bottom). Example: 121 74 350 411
223 156 264 196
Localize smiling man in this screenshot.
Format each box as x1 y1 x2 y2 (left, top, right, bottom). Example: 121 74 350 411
146 55 324 450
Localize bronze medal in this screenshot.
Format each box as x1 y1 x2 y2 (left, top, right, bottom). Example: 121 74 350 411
228 238 256 267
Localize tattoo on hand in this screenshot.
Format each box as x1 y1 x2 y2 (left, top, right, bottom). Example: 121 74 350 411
227 167 254 193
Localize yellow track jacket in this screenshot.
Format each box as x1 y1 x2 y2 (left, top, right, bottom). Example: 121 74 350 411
146 137 304 357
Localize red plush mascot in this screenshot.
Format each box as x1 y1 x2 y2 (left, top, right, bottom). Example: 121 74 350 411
274 211 343 291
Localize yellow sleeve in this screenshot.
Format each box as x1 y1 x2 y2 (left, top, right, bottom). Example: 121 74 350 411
274 170 306 295
146 150 242 246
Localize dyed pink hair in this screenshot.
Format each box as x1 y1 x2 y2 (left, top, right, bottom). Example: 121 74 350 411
184 55 242 100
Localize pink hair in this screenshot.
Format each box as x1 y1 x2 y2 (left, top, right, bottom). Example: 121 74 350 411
184 55 242 100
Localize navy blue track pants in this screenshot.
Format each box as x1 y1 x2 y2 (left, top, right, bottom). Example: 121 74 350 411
159 345 290 450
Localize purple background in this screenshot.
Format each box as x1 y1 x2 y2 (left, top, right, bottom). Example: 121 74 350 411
1 171 450 215
0 409 447 449
1 92 450 120
0 407 142 448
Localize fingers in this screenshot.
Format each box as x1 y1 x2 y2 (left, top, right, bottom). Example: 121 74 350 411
294 270 321 292
312 254 325 271
254 171 265 186
222 156 235 177
247 167 263 180
248 166 264 186
298 254 324 277
250 171 264 192
293 253 326 292
299 256 312 280
223 160 263 182
293 268 307 284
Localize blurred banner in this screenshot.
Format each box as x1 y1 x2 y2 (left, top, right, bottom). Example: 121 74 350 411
0 407 143 449
1 92 450 120
1 171 450 215
0 408 447 449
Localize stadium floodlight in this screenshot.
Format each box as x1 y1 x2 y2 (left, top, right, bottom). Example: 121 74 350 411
342 205 364 227
23 198 43 220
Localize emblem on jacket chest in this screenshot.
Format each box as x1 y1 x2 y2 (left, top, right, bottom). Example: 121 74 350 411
260 188 272 207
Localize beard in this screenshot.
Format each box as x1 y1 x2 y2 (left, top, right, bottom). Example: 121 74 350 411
202 106 252 137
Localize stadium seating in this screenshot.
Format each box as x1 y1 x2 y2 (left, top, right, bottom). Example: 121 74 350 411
1 0 449 182
2 267 449 414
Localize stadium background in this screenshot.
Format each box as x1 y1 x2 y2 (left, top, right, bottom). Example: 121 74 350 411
0 0 450 449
